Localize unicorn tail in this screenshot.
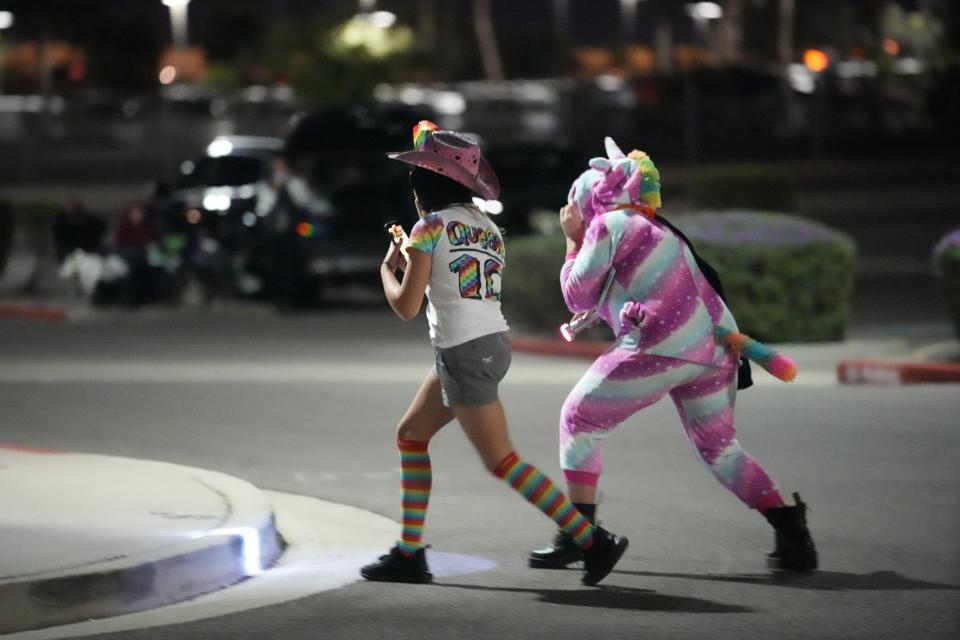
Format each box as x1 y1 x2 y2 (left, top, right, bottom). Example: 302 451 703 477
714 327 797 383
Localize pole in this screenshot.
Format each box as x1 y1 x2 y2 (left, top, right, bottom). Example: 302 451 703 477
552 0 569 74
472 0 504 82
171 4 188 47
162 0 191 48
620 0 638 48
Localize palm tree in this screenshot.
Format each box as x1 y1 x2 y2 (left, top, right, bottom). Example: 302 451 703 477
472 0 504 81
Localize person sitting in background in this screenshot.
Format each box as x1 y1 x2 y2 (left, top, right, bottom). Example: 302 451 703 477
113 202 159 253
52 197 107 263
110 202 161 306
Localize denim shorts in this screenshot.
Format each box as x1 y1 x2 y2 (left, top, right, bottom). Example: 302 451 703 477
434 332 511 407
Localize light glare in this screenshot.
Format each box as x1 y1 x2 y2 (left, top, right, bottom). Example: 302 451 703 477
686 2 722 20
207 138 234 157
158 65 177 85
369 11 397 29
203 193 231 212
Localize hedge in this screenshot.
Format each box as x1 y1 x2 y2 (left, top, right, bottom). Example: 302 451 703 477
680 211 856 342
932 229 960 340
0 199 60 283
0 201 13 279
688 164 797 212
502 210 856 343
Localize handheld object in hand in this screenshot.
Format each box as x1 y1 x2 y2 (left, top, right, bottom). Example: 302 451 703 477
384 221 410 257
560 311 602 341
559 269 617 342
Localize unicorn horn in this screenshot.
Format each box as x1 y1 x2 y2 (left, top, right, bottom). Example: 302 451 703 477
604 137 626 160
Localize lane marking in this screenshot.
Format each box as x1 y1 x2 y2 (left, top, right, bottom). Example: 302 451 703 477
0 360 837 386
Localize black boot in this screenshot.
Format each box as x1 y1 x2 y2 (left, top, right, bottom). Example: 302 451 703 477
528 504 596 569
360 546 433 583
528 529 584 568
764 492 818 572
582 526 629 586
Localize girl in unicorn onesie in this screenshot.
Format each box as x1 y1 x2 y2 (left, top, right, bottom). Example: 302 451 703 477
527 138 818 573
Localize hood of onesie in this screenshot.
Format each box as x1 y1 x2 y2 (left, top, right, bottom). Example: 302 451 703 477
567 137 662 227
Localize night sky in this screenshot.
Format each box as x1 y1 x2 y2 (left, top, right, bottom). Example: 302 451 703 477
0 0 934 46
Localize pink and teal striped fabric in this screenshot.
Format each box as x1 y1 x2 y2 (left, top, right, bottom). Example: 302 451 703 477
561 210 738 367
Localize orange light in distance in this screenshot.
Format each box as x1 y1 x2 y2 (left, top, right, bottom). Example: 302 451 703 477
186 208 202 224
803 49 829 73
295 222 315 238
882 38 900 56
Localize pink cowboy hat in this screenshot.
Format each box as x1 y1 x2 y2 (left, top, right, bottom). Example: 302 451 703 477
387 121 500 200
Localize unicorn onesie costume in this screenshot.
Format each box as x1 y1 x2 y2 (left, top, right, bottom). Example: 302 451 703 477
528 138 818 573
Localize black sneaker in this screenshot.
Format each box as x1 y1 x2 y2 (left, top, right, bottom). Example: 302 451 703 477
529 529 584 569
581 526 629 586
360 545 433 583
764 492 818 573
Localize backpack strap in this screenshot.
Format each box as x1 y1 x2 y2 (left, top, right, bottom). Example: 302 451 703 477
656 214 754 391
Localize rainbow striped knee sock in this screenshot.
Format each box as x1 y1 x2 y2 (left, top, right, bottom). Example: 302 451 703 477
397 437 432 555
493 451 594 549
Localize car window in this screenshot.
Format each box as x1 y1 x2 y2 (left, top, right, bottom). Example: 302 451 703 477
176 156 264 189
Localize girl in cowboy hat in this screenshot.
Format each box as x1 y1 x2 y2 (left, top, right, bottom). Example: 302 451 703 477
362 121 628 586
527 137 817 574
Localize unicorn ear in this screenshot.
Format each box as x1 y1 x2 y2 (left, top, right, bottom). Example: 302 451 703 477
589 157 612 172
604 137 626 160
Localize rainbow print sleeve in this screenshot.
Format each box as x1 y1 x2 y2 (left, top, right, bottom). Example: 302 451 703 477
560 217 616 313
408 214 444 255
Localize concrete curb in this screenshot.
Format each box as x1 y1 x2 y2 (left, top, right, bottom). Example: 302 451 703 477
0 448 284 635
837 359 960 385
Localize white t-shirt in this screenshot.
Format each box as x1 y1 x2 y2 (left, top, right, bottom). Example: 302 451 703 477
407 204 509 348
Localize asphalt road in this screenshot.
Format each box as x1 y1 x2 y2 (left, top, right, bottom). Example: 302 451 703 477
2 307 959 640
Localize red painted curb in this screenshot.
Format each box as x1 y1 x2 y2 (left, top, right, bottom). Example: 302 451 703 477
511 336 608 359
0 305 67 322
837 359 960 385
0 442 66 454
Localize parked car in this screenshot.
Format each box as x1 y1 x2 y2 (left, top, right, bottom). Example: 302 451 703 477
266 104 429 305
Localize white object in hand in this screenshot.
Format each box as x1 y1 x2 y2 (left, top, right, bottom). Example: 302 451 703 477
558 268 617 342
560 311 602 341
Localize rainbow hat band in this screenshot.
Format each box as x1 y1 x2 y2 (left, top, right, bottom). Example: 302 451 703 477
388 120 500 200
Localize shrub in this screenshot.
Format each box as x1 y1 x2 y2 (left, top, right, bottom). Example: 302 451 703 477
501 233 569 331
678 210 856 342
0 200 60 289
500 233 612 339
688 165 797 212
0 200 13 279
502 211 856 343
933 229 960 339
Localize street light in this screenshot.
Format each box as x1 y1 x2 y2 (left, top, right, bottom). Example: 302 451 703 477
686 2 722 20
0 11 12 96
162 0 190 48
686 2 722 47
